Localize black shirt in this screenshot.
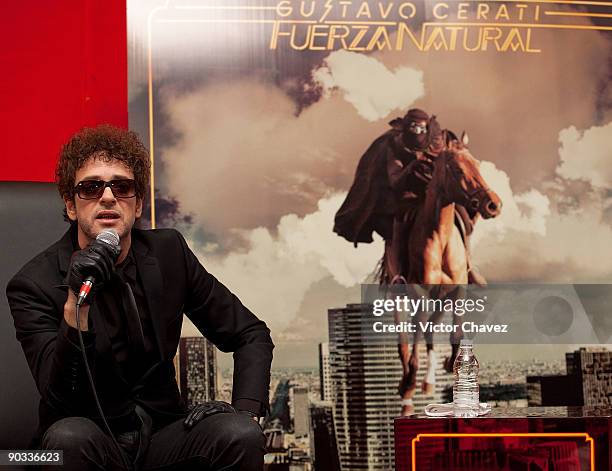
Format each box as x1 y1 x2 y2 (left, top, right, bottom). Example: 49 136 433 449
97 249 159 384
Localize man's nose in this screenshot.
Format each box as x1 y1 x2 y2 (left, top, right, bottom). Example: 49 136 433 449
99 185 116 203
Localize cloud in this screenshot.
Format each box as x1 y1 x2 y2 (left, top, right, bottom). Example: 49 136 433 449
276 276 359 345
160 81 385 240
474 200 612 283
471 163 612 283
466 122 612 283
472 161 550 247
556 122 612 188
186 194 383 332
313 50 424 121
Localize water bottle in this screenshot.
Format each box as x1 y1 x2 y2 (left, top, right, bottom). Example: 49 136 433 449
452 339 480 417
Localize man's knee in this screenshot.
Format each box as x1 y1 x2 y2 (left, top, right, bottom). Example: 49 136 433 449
228 414 265 451
193 412 265 452
42 417 103 450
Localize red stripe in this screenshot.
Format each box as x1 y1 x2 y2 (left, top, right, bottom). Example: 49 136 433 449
0 0 127 182
79 282 92 297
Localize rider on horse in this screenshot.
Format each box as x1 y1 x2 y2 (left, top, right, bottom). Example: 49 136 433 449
334 108 486 286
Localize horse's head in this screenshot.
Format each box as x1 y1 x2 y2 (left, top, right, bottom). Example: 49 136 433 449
435 141 502 219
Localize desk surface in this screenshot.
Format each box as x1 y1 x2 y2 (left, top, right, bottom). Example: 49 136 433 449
396 406 612 420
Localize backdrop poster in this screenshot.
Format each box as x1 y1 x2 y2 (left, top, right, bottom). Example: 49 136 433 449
127 1 611 468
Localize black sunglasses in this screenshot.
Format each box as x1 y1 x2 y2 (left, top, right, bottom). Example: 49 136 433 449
74 179 137 200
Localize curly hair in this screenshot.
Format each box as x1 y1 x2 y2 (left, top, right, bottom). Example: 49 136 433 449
56 124 150 203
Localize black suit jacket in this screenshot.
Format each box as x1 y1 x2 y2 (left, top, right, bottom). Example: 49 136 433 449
6 227 274 436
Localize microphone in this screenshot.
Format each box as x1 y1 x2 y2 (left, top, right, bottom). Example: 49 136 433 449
77 229 120 306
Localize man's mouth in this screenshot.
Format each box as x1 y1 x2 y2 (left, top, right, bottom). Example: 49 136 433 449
96 211 120 220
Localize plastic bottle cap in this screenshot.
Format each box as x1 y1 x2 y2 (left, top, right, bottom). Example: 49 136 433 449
460 339 473 346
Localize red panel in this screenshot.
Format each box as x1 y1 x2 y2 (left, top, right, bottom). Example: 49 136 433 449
0 0 127 182
394 411 611 471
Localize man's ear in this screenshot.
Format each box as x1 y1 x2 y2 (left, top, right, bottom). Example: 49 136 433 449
64 197 77 221
135 197 143 219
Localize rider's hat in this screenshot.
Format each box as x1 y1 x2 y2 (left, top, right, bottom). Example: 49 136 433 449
403 108 430 124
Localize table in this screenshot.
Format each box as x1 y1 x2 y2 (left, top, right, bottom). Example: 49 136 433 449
394 407 612 470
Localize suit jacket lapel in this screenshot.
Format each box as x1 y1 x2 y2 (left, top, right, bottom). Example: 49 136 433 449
56 227 76 278
132 234 168 360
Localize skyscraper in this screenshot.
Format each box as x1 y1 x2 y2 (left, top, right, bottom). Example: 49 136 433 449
309 401 340 471
177 336 217 408
566 347 611 406
328 303 452 471
318 342 332 401
293 387 310 437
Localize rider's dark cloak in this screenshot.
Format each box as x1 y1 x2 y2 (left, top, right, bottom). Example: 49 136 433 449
333 129 398 246
333 123 475 248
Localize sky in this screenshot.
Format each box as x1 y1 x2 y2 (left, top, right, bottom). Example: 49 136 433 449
128 2 612 367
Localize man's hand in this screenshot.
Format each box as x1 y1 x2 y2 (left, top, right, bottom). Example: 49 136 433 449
64 289 91 330
65 242 119 302
184 401 237 429
413 155 434 182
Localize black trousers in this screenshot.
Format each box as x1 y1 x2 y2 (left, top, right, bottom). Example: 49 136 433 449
40 412 265 470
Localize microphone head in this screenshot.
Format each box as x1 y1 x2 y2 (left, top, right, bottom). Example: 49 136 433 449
96 229 120 249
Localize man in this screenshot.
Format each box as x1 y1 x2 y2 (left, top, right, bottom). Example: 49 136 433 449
6 125 273 470
334 108 484 286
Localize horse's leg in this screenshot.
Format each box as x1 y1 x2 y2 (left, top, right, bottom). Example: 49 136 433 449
394 307 413 390
418 240 444 395
399 328 423 416
441 225 468 371
387 227 415 406
396 306 420 416
421 304 439 396
420 286 446 395
397 284 429 415
393 216 424 415
385 219 414 394
386 219 407 284
396 286 422 392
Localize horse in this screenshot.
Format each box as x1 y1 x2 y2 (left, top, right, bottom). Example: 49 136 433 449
394 137 502 414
